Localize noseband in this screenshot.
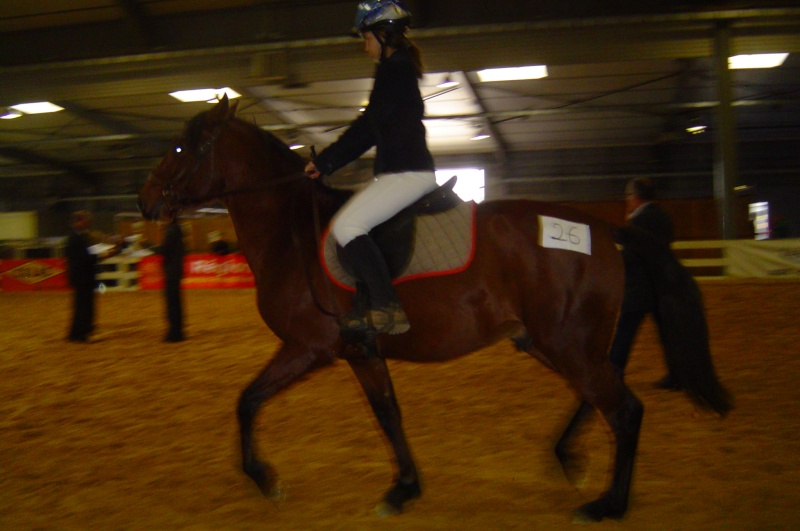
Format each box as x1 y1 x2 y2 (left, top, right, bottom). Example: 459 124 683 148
154 118 308 215
157 120 226 214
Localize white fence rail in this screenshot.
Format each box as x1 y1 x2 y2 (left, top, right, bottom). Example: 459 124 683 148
96 256 142 292
673 239 800 279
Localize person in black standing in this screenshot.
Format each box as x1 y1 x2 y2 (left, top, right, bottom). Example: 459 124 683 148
612 177 679 389
160 218 185 342
66 210 98 342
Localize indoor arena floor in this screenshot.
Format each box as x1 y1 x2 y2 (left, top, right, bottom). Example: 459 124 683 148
1 280 798 530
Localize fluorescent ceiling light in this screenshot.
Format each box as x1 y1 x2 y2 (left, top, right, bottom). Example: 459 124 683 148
1 109 23 119
470 132 490 141
169 87 241 102
9 102 64 114
288 143 305 150
476 65 548 82
728 53 788 69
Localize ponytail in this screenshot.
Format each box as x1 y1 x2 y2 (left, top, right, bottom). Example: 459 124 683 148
405 39 424 79
377 27 424 78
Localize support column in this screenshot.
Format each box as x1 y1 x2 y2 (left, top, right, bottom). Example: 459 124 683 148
713 21 739 240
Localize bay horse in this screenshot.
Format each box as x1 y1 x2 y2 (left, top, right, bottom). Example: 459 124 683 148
138 96 726 522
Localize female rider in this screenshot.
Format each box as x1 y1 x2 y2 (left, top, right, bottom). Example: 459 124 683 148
305 0 437 335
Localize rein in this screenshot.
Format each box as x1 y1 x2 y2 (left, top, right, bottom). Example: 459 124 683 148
160 117 342 321
215 172 309 199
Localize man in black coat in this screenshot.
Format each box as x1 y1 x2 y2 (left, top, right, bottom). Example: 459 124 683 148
160 219 185 342
611 177 680 389
66 210 99 342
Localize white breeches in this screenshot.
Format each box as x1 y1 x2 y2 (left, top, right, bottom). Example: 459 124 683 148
332 171 438 246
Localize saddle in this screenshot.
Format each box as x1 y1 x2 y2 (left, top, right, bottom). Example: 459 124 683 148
338 176 460 278
323 176 475 289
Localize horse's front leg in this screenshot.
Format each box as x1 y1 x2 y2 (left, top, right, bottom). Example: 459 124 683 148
347 350 421 517
237 342 332 499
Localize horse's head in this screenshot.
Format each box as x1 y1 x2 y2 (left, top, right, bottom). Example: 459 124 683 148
138 95 239 222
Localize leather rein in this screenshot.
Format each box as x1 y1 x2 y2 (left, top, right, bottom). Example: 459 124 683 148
158 121 307 213
156 118 340 320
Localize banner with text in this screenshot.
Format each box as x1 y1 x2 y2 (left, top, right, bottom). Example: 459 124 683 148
138 254 255 290
1 254 255 291
0 258 69 291
726 239 800 278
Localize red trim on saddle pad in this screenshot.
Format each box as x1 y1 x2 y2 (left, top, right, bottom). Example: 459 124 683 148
319 202 478 292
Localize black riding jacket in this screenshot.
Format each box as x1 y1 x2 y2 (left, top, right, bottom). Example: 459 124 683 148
313 47 435 177
622 202 674 312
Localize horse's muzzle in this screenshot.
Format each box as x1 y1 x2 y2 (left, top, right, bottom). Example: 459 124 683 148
137 194 164 222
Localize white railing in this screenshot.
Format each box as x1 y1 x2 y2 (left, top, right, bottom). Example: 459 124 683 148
96 255 142 291
672 240 727 279
673 239 800 280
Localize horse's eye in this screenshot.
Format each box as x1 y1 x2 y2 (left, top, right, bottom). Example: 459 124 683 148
175 146 183 154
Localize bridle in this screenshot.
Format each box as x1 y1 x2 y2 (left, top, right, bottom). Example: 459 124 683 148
152 117 341 319
154 117 309 215
151 119 226 215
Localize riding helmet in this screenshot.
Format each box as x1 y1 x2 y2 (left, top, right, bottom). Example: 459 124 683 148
353 0 412 35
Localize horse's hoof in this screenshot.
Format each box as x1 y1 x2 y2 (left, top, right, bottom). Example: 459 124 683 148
246 461 283 501
375 500 402 518
375 477 421 517
265 478 286 503
572 497 625 523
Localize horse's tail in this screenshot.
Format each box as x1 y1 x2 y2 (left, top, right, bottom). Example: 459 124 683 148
615 226 734 416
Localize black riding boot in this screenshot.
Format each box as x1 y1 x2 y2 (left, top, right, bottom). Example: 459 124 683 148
340 235 409 334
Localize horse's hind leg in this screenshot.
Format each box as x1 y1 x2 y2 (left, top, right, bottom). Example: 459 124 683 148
554 401 594 484
575 378 643 522
237 343 333 499
346 351 420 517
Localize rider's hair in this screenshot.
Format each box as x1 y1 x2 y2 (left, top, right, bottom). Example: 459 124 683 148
374 25 423 78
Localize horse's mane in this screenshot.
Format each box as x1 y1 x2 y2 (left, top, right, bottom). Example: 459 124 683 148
183 110 305 167
250 121 307 167
183 109 352 214
184 111 210 151
240 119 355 212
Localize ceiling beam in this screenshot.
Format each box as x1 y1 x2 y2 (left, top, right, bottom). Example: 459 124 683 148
0 146 97 186
460 73 508 163
117 0 156 48
55 101 171 150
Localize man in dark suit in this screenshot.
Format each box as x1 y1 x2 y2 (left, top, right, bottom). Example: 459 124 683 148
611 177 680 389
160 218 186 342
66 210 99 342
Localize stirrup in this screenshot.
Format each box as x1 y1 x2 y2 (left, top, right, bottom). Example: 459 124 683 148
369 304 410 335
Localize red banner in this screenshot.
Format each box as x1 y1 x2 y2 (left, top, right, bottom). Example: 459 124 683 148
0 258 69 291
1 254 255 292
138 253 255 290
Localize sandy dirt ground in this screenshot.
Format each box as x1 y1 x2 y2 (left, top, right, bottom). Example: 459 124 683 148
1 280 799 530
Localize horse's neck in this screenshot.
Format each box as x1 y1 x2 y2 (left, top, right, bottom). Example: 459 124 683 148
219 123 335 282
225 184 321 278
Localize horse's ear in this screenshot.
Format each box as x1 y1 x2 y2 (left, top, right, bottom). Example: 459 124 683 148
228 99 239 118
207 94 230 123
